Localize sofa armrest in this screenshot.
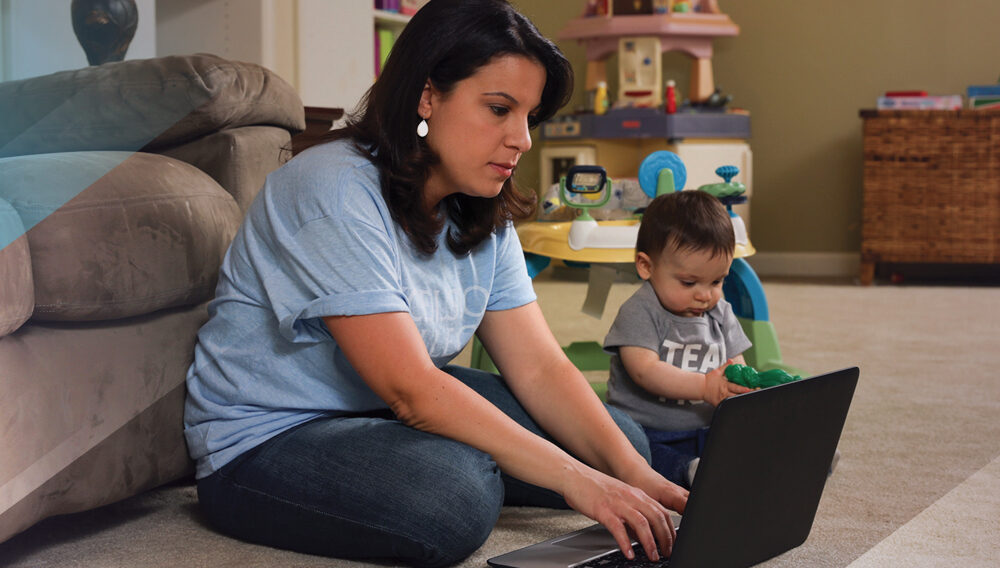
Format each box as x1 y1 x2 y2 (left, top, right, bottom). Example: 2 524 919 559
159 125 293 214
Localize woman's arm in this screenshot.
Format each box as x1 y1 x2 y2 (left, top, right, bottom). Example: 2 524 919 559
475 302 689 559
619 347 750 407
325 308 681 561
324 312 571 490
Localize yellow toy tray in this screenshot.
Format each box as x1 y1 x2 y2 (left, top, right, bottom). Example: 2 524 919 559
517 220 755 263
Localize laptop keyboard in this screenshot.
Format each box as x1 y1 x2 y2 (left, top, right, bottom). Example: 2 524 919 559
571 544 670 568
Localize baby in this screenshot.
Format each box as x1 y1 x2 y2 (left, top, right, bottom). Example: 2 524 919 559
604 189 752 488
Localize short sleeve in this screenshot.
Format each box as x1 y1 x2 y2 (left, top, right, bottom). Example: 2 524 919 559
604 288 662 354
276 213 408 340
232 153 410 345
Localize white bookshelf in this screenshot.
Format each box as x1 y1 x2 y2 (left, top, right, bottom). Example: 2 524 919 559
374 9 410 29
298 3 412 112
156 1 412 114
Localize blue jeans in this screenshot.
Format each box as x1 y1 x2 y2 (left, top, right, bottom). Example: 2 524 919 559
196 365 651 567
643 426 710 490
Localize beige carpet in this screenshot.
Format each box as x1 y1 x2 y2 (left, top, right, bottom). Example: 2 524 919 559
2 270 999 567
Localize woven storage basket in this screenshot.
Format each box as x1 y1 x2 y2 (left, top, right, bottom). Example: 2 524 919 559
859 110 1000 280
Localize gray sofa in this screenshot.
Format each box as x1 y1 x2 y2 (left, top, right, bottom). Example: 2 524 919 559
0 54 305 543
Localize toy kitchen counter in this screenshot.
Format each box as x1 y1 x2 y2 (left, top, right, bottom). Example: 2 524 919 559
541 107 750 141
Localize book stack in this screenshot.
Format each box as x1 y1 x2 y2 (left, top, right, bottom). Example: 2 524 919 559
877 91 963 110
375 0 428 14
401 0 430 15
374 1 429 77
373 0 400 77
967 85 1000 110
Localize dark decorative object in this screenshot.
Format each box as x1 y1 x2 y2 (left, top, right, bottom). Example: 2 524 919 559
71 0 139 66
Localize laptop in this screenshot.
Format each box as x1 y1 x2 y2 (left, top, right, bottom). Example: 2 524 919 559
488 367 859 568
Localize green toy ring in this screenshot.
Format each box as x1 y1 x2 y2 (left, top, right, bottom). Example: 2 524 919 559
725 364 802 389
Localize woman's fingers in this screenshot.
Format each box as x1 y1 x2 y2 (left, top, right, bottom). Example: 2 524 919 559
598 516 637 560
566 468 680 560
623 508 660 561
660 483 689 514
647 502 676 558
630 495 675 560
598 490 675 561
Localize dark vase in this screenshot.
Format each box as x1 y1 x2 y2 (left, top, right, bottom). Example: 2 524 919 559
71 0 139 66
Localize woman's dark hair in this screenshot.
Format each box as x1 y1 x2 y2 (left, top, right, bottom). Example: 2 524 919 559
636 191 735 261
326 0 573 255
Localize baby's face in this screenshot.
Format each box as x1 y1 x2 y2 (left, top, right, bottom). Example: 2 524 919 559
638 246 732 317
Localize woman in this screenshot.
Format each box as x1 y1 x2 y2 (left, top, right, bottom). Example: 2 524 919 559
184 1 688 566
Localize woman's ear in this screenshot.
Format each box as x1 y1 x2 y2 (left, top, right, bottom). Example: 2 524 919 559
635 252 653 280
418 81 434 119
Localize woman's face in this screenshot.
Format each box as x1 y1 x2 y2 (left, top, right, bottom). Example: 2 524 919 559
419 54 546 209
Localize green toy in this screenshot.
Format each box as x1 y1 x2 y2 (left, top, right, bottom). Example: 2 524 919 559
725 364 802 389
698 165 746 199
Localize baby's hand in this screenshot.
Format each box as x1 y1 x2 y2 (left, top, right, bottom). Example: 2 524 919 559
703 360 752 406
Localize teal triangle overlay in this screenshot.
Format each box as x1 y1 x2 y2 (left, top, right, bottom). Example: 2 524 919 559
0 151 138 251
0 197 26 251
0 68 212 250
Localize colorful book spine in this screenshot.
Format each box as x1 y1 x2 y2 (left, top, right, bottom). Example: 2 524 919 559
378 27 395 75
969 96 1000 110
401 0 429 15
877 95 963 110
967 85 1000 98
966 85 1000 109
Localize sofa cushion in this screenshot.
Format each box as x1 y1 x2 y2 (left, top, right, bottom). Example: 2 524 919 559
0 53 305 158
0 198 33 336
0 151 241 321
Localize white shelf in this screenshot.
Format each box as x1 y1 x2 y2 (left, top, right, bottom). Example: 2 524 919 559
374 10 411 29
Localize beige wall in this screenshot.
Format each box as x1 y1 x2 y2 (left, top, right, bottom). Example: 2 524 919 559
516 0 1000 254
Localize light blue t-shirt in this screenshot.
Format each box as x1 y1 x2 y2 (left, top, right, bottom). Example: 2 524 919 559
184 140 536 478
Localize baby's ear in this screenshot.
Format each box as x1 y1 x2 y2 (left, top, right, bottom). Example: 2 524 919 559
635 252 653 280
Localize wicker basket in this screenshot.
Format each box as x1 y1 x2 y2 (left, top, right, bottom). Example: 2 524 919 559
858 110 1000 283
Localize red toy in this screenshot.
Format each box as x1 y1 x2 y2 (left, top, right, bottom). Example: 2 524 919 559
665 79 677 113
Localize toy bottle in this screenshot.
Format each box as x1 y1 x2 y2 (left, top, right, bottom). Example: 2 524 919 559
594 81 609 115
665 79 677 114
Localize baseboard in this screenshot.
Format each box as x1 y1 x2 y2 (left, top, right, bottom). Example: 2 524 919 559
746 252 860 279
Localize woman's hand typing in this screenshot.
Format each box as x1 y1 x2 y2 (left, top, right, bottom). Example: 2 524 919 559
561 462 685 562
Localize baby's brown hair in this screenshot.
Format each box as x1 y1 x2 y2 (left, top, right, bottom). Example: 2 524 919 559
635 190 734 261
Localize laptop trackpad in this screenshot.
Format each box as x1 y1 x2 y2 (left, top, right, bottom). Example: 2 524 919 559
551 526 617 552
552 515 683 552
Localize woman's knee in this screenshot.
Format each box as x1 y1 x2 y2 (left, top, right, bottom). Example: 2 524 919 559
404 446 504 566
198 432 504 568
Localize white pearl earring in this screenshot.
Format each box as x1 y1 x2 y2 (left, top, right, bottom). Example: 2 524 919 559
416 119 429 138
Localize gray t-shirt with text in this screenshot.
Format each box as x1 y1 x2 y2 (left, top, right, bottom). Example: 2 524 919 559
604 281 751 431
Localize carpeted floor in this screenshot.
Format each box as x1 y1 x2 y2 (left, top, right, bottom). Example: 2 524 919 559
2 270 998 567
